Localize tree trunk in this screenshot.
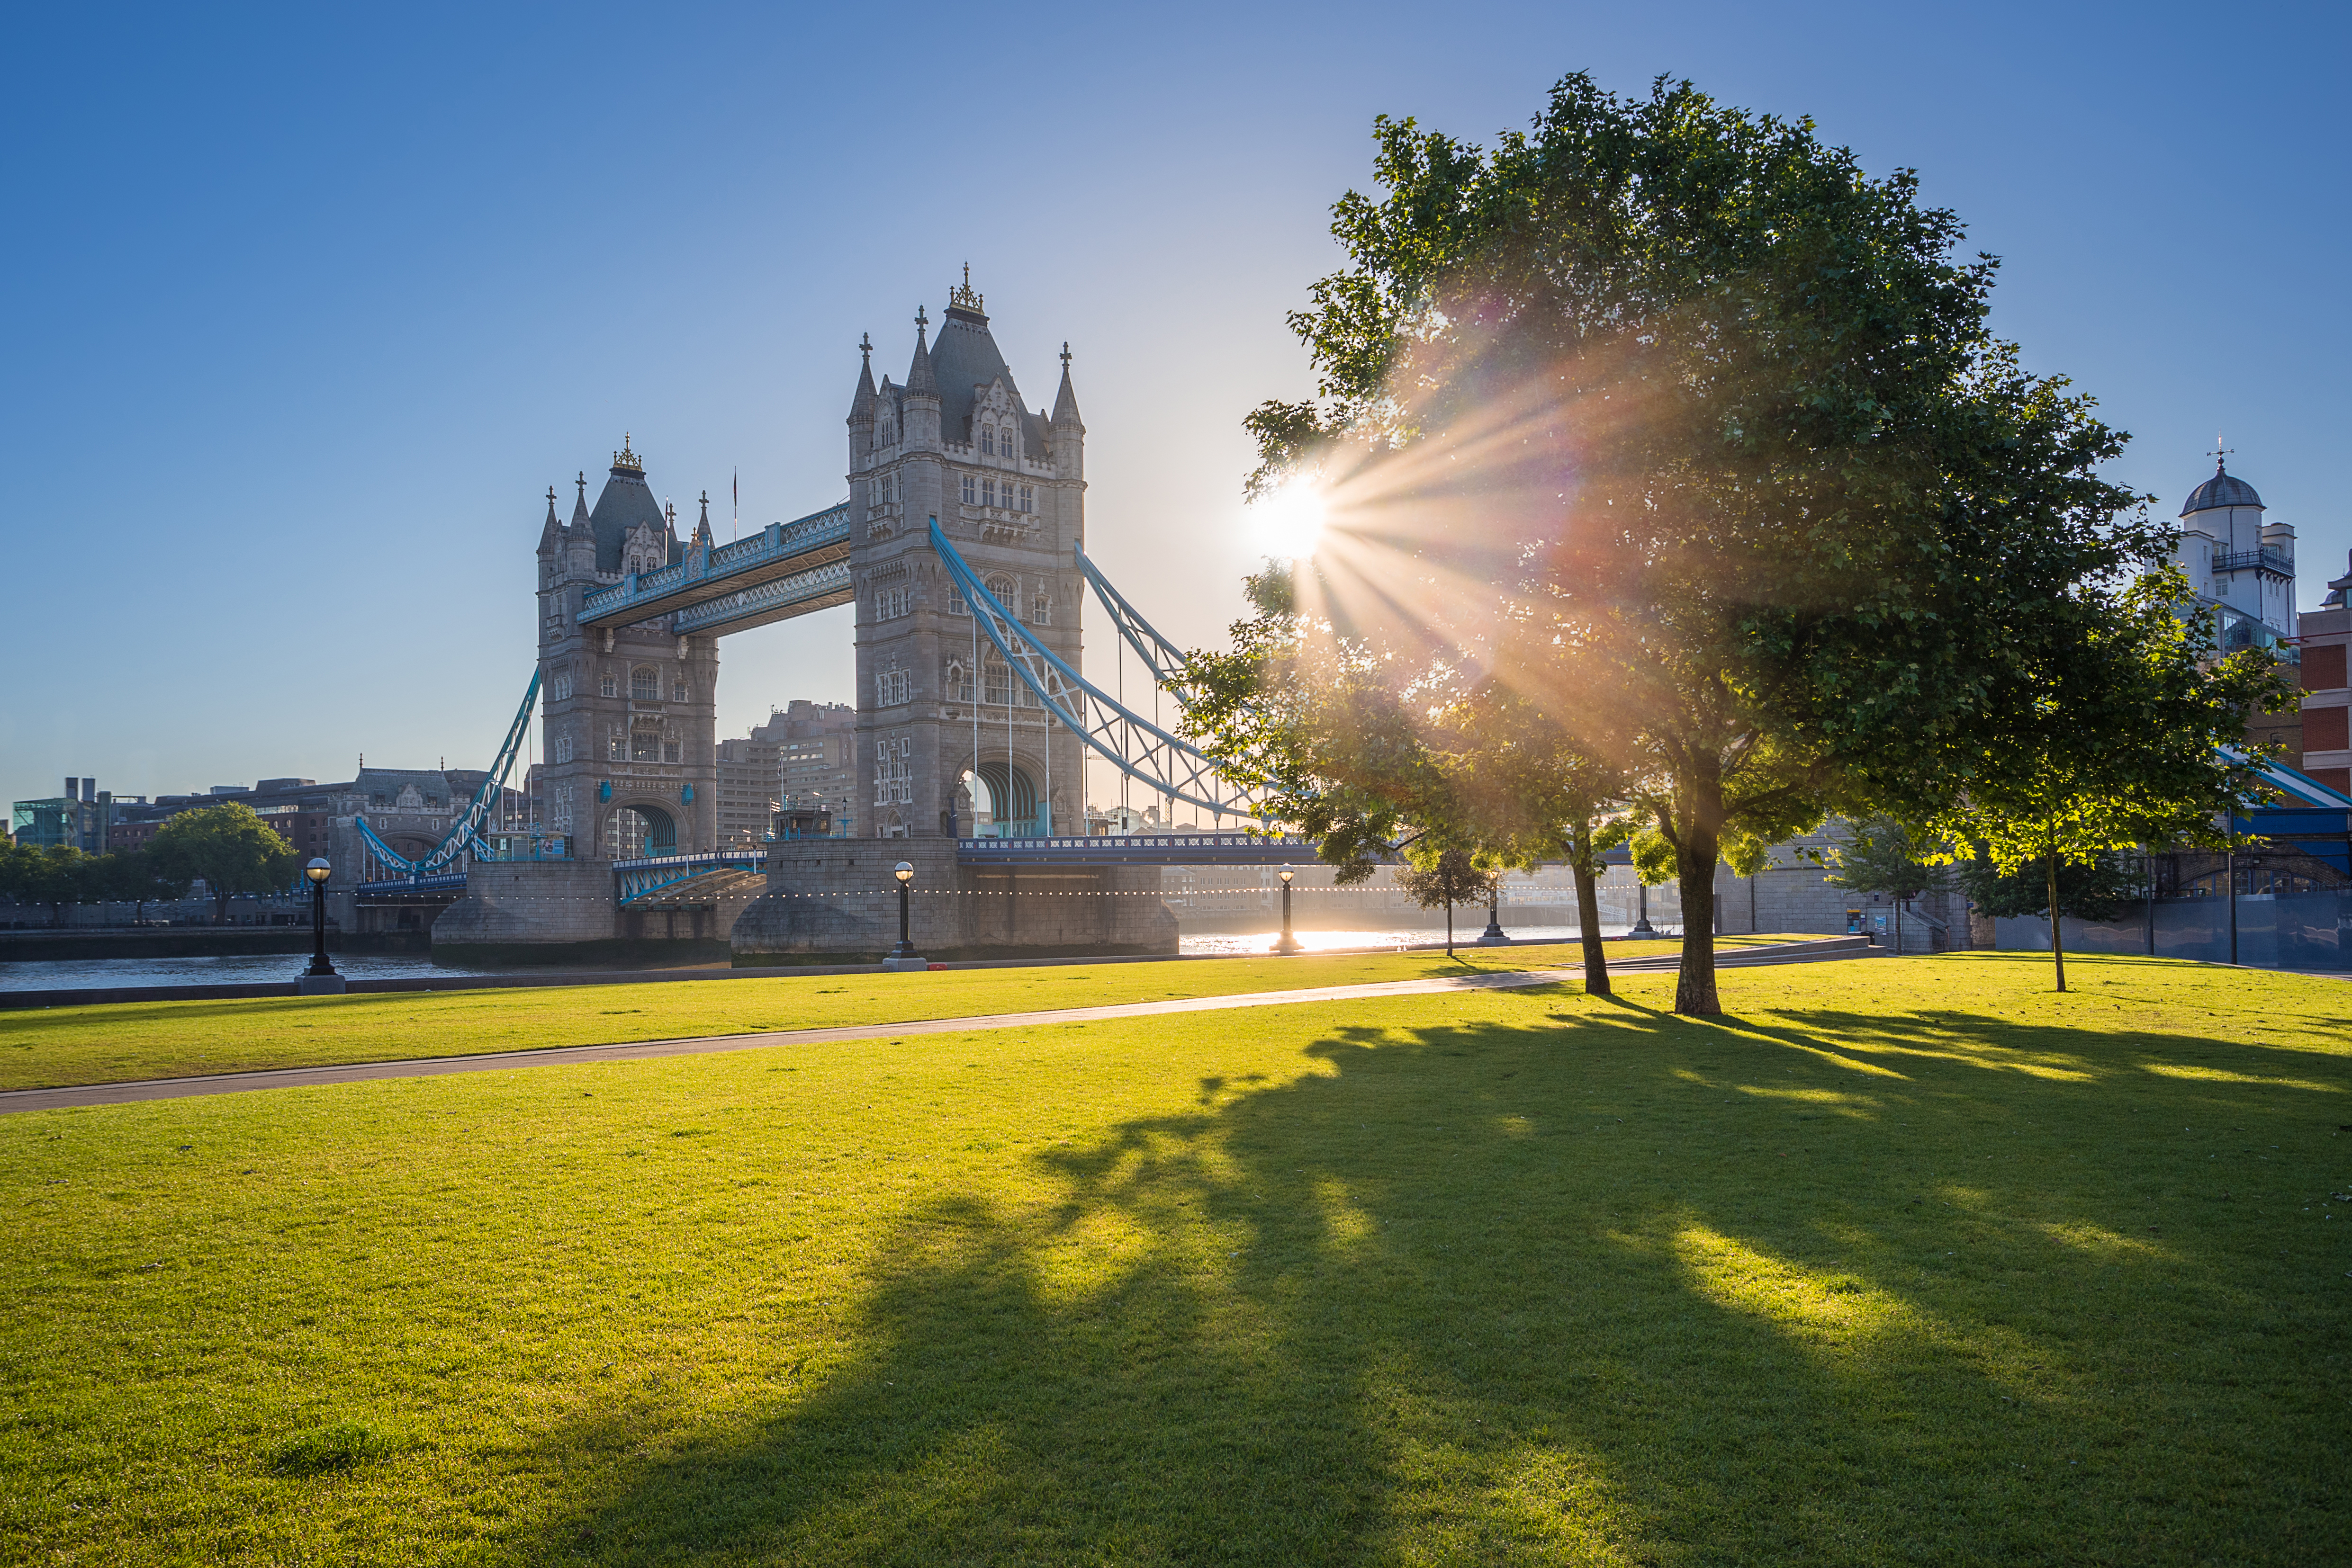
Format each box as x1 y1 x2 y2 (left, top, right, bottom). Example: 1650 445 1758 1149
1571 857 1610 997
2046 853 2066 993
1674 821 1721 1015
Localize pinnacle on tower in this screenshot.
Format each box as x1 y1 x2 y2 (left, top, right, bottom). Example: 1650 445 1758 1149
572 471 590 525
850 331 878 422
906 306 938 398
1052 340 1081 425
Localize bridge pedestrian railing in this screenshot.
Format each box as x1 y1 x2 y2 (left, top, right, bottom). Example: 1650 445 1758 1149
956 833 1329 867
578 502 852 632
354 873 470 902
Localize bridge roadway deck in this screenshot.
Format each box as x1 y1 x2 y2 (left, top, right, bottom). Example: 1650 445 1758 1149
0 939 1874 1111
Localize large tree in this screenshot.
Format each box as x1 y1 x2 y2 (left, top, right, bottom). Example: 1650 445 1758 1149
149 803 297 924
1202 72 2164 1013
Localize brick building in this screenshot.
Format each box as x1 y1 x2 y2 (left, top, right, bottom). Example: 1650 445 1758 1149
2298 551 2352 796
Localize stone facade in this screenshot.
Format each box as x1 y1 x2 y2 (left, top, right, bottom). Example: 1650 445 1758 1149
730 281 1178 963
430 859 759 966
847 279 1088 842
534 443 721 860
732 837 1176 964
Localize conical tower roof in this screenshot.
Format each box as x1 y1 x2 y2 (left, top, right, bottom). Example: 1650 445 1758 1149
1051 340 1081 426
587 435 665 573
905 308 939 398
850 332 878 421
928 275 1046 450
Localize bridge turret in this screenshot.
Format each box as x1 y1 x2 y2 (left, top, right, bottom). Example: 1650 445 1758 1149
1050 341 1084 484
537 486 562 558
901 307 942 450
848 332 878 471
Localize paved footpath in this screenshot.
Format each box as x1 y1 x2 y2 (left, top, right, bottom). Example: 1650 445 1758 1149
0 939 1872 1115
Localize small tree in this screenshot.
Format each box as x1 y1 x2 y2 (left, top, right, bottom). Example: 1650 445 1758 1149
13 846 92 926
97 849 188 923
149 803 297 925
1825 815 1949 949
1394 843 1498 957
1954 851 2137 930
1925 570 2277 991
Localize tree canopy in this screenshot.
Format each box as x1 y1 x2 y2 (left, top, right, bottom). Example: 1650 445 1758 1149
1192 71 2265 1012
149 803 297 923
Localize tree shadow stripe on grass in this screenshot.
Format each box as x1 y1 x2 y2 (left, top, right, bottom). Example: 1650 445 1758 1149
507 1000 2347 1565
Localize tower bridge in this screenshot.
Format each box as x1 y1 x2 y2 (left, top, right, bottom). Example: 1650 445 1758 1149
394 277 1284 965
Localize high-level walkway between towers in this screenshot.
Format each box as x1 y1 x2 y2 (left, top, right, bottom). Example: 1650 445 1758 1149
0 938 1878 1113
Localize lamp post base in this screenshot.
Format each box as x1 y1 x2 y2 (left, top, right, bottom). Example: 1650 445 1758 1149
1271 933 1304 954
1475 922 1508 945
882 955 931 973
296 974 349 995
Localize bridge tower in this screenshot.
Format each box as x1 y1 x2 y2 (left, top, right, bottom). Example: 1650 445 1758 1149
535 439 721 859
849 276 1086 839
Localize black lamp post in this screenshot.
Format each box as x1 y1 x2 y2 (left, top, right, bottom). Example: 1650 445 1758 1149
885 860 924 968
1629 880 1656 936
1477 880 1507 945
1273 864 1303 953
298 858 346 994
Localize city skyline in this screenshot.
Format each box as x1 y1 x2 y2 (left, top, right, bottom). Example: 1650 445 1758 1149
5 1 2345 809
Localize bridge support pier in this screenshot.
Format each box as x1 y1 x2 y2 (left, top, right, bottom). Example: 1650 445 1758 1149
731 839 1176 965
432 860 760 969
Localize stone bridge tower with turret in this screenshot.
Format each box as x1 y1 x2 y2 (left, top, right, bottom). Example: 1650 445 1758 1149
533 439 721 860
847 275 1086 841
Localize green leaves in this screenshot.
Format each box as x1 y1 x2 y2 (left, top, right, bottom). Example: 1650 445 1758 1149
149 801 299 918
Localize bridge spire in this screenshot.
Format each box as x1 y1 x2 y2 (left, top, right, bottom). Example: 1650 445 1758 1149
906 306 938 397
572 471 590 525
850 332 878 422
1052 340 1081 427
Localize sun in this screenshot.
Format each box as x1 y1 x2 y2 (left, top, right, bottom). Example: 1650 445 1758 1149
1248 479 1329 560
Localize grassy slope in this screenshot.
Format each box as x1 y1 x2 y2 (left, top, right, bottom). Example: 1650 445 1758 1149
0 937 1792 1091
3 952 2346 1565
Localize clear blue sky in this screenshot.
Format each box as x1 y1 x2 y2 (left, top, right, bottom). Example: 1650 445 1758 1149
4 2 2344 809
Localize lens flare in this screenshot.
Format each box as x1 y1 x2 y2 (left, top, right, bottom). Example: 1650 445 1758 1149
1248 480 1328 560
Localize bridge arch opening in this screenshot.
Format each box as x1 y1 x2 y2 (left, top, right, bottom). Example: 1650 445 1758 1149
605 803 678 859
973 761 1038 838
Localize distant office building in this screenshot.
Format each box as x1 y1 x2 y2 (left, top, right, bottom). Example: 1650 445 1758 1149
714 734 780 850
13 778 117 852
759 700 856 838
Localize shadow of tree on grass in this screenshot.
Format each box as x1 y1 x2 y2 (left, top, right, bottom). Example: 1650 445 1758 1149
518 998 2349 1565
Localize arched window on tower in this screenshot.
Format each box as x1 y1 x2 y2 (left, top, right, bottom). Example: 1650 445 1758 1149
980 427 994 456
630 666 659 701
985 574 1018 617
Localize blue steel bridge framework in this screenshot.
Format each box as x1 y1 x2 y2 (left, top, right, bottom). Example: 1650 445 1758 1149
354 503 1287 902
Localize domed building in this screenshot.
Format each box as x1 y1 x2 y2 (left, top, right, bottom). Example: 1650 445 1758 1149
2172 455 2296 653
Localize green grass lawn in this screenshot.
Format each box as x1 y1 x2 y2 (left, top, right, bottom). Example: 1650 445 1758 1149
0 937 1794 1091
4 951 2346 1564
